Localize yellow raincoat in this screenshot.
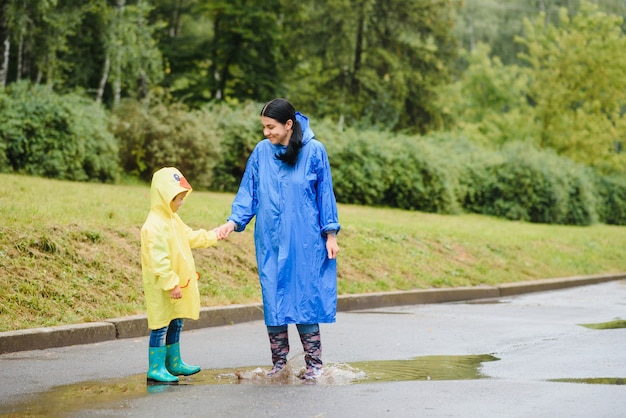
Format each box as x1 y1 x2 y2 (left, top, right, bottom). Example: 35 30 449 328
141 167 217 329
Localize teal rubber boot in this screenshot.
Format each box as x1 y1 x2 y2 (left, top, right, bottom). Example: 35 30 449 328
147 346 179 384
165 343 201 376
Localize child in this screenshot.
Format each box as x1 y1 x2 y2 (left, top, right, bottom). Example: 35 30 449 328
141 167 221 384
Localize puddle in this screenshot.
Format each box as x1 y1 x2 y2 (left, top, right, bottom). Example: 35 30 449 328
579 318 626 330
548 377 626 385
0 354 498 416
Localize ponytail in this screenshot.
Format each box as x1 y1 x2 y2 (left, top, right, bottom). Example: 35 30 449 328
277 120 302 166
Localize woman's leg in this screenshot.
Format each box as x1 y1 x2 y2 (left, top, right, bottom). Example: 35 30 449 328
297 323 322 380
266 324 289 376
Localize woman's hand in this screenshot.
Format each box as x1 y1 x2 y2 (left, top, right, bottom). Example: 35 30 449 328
215 220 236 240
326 234 339 259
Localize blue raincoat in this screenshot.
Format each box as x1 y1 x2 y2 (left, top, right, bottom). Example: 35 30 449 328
228 112 340 326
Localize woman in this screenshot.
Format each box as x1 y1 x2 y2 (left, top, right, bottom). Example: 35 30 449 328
217 98 340 380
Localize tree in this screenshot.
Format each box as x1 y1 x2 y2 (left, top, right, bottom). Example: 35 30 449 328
98 0 163 106
517 1 626 173
281 0 460 133
436 43 534 146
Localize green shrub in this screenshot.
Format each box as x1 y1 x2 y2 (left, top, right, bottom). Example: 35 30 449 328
110 99 221 189
326 130 389 206
0 82 120 183
461 143 597 225
325 129 459 214
208 101 262 192
383 138 459 213
594 174 626 225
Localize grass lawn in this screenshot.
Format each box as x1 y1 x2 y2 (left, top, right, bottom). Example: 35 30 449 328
0 173 625 332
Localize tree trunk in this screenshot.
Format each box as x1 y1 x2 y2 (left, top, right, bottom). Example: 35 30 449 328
113 0 126 108
17 36 23 81
0 36 8 87
96 54 110 104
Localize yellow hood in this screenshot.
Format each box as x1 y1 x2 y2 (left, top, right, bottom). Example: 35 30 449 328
150 167 192 215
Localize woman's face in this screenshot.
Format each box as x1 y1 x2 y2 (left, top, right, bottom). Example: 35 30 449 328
262 116 293 146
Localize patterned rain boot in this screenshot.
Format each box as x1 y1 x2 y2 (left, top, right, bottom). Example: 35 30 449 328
147 346 179 384
165 342 201 376
267 330 290 376
299 330 323 380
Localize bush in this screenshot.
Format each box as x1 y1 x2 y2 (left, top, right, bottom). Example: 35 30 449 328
208 101 262 192
325 128 459 214
594 174 626 225
110 99 221 190
461 143 597 225
383 138 459 213
0 82 120 182
325 130 389 206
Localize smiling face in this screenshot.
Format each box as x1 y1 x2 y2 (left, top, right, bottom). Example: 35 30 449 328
261 116 293 146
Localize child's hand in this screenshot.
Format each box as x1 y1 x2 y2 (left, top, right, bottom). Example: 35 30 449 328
215 221 236 240
213 228 227 241
170 285 182 299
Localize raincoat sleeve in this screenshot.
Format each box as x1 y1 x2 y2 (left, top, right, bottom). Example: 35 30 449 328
187 226 218 248
317 144 341 235
145 224 180 291
227 149 259 232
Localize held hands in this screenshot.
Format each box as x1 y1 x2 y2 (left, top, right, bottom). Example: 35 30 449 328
214 220 236 240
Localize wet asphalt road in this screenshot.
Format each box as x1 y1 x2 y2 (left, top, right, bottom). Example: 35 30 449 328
1 280 625 417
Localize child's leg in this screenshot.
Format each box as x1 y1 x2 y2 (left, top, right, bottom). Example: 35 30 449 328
149 326 168 347
147 326 178 383
165 318 183 345
165 318 201 376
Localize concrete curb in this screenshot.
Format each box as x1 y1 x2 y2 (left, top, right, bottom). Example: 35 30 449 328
1 272 624 355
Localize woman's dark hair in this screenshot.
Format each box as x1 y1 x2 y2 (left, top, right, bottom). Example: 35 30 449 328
260 98 303 166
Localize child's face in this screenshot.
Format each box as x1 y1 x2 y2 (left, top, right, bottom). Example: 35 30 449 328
170 191 188 213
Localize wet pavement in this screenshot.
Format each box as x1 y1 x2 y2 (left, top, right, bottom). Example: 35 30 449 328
1 280 625 417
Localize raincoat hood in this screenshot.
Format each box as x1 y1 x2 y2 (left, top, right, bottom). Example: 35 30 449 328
150 167 192 215
296 112 314 146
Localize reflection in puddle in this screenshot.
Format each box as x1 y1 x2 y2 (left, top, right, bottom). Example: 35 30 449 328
0 354 498 415
579 318 626 330
548 378 626 385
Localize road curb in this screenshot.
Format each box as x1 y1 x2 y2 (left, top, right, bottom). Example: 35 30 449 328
1 272 624 355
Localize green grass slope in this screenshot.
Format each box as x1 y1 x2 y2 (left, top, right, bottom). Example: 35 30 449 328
1 173 625 332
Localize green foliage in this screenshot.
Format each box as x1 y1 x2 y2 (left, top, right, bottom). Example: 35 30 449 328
109 98 220 189
325 131 390 206
0 82 120 182
437 44 534 145
461 143 597 225
383 138 459 213
327 129 460 214
281 0 460 133
593 174 626 225
445 2 626 178
516 2 626 172
207 101 263 192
